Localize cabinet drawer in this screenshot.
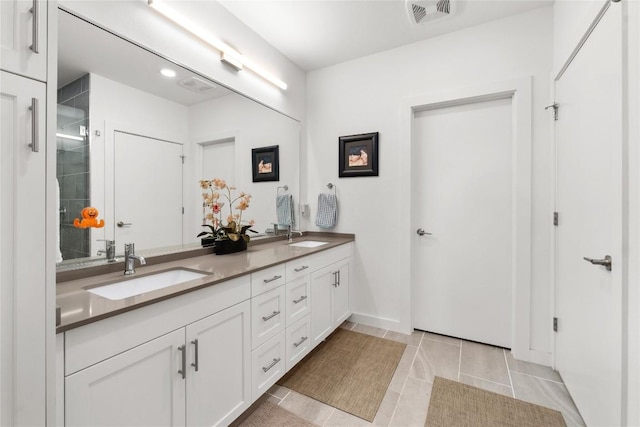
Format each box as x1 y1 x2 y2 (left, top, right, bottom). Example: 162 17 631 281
285 315 311 372
251 331 286 401
286 256 311 281
310 243 352 272
285 276 311 327
251 264 286 296
251 286 286 349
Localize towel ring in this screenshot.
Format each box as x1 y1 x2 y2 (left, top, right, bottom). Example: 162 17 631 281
277 185 289 195
327 183 336 194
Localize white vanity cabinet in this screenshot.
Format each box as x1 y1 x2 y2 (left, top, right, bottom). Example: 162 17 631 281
1 0 48 81
62 277 251 427
311 244 352 346
65 329 187 427
59 241 353 426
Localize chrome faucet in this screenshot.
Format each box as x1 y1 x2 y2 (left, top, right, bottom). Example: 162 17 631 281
97 239 117 262
124 243 146 275
286 225 303 243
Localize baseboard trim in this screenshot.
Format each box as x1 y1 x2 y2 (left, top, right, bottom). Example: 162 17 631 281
526 349 552 366
349 312 408 334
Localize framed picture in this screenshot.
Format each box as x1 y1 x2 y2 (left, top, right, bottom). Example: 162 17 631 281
252 145 280 182
338 132 379 177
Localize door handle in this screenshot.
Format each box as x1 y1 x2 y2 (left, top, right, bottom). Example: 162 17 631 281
190 339 199 372
117 221 132 227
177 345 186 379
583 255 612 271
416 228 432 236
30 0 39 53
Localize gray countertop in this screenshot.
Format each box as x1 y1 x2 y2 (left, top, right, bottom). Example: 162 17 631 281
56 233 354 333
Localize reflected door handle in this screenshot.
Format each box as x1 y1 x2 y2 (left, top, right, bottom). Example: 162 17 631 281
583 255 612 271
416 228 432 236
117 221 132 228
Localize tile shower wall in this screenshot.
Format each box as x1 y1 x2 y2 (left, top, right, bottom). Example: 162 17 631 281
57 74 91 261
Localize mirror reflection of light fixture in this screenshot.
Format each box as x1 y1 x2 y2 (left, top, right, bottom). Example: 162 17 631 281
160 68 177 78
148 0 287 90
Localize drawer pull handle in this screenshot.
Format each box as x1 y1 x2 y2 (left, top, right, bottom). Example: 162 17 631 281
262 310 280 321
263 275 282 283
293 295 307 304
294 265 309 272
178 345 186 379
262 358 281 373
293 336 308 348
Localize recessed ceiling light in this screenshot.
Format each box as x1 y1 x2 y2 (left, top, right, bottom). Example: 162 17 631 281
161 68 177 78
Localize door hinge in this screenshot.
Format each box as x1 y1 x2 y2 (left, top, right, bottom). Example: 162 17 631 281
553 317 558 332
553 212 559 226
545 102 559 121
180 155 186 164
182 207 185 214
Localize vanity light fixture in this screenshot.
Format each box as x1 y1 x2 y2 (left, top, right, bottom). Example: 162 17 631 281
160 68 177 78
148 0 287 90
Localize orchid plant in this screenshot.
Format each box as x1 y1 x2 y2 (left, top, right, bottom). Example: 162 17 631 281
198 178 255 242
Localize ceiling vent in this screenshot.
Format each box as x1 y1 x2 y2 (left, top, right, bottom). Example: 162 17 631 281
177 76 217 95
406 0 455 25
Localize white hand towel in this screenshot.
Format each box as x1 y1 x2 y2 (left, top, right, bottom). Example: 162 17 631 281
315 193 337 229
276 194 295 226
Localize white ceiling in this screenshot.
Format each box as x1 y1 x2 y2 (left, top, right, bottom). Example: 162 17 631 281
218 0 553 71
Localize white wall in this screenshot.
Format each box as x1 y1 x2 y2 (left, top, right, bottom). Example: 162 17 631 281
304 7 554 357
189 93 301 238
58 0 306 122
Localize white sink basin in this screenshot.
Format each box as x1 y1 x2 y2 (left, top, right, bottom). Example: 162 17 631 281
289 240 328 248
86 268 209 300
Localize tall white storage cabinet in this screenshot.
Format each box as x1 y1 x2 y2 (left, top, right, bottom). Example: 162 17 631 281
0 1 49 425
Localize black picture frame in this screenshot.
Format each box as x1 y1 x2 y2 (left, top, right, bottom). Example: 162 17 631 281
338 132 379 177
252 145 280 182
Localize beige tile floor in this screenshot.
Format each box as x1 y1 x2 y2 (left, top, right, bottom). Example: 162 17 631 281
258 321 586 427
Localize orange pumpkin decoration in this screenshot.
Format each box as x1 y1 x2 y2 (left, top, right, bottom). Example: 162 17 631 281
73 207 105 229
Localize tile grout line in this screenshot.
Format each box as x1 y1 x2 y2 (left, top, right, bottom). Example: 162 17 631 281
503 349 516 398
509 369 566 385
321 408 336 427
460 372 514 390
275 389 292 405
457 341 463 382
387 340 422 425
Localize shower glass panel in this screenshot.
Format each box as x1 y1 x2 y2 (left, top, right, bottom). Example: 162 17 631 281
57 74 91 261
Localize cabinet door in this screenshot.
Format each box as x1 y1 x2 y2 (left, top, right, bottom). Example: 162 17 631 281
0 71 46 426
0 0 47 80
311 265 334 346
65 329 186 427
185 301 251 427
332 259 351 326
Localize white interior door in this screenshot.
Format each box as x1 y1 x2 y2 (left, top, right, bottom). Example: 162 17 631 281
114 131 183 251
413 97 513 348
555 3 622 425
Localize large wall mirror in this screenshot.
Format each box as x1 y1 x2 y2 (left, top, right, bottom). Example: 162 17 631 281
56 8 300 269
